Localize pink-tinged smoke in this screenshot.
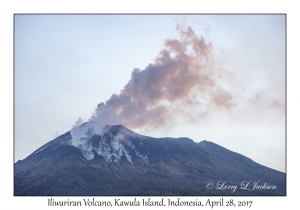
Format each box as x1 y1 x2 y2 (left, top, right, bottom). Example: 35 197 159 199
87 24 283 130
88 25 235 130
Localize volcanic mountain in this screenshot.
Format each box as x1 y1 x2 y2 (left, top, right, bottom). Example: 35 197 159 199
14 122 286 196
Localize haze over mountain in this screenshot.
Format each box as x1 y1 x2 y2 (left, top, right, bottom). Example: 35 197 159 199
14 122 286 196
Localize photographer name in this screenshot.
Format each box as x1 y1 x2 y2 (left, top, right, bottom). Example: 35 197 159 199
240 181 277 191
206 180 277 193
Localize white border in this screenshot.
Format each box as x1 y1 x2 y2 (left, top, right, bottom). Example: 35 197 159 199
1 0 297 209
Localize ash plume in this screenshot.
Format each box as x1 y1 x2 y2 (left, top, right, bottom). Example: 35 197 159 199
89 25 236 130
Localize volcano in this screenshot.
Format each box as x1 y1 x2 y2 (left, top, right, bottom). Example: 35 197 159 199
14 122 286 196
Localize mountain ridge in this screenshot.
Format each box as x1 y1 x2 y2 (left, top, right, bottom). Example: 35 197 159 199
14 122 286 196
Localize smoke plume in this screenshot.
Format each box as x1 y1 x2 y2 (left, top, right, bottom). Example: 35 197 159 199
76 25 285 133
89 25 237 130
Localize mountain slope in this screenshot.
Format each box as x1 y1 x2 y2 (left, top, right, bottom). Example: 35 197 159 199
14 122 286 195
198 140 286 190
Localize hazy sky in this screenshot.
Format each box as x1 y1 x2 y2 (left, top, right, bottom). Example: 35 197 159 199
15 14 285 172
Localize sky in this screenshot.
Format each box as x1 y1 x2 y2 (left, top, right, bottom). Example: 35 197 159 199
14 14 286 172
